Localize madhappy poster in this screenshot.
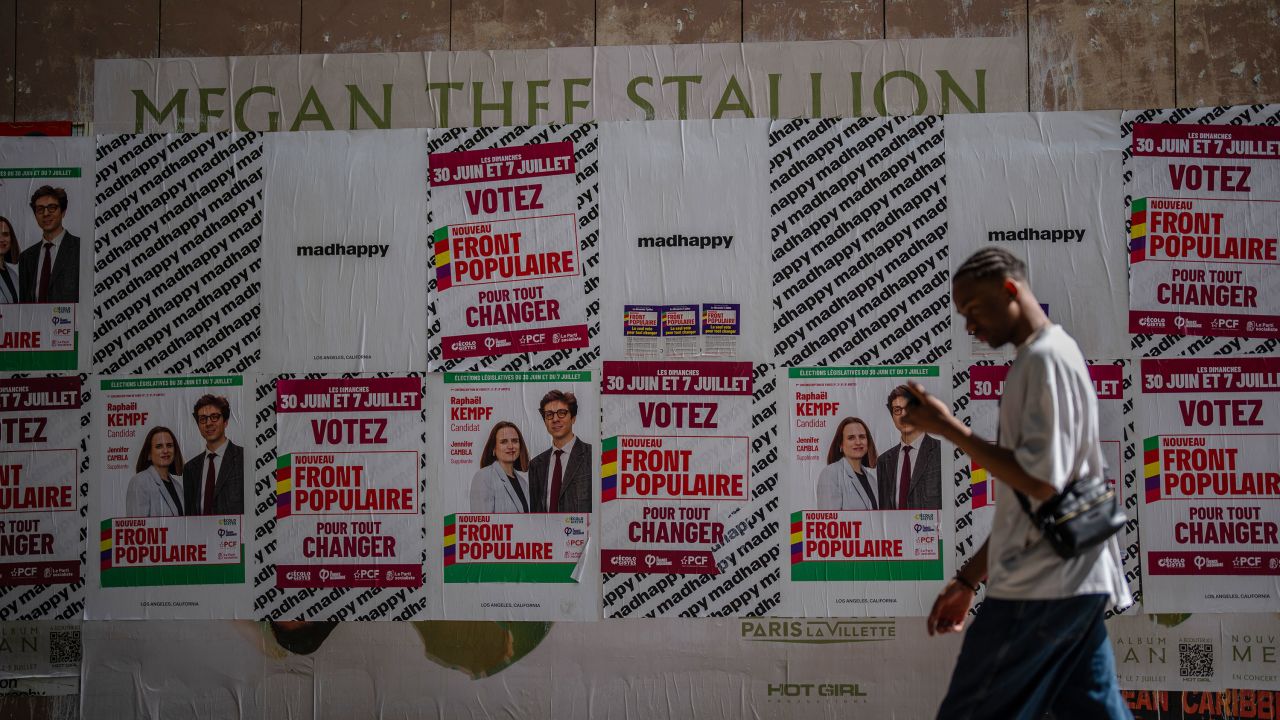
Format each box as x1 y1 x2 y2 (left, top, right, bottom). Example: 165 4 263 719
272 377 424 604
92 133 264 375
599 120 772 361
1138 357 1280 612
433 371 598 621
946 111 1129 361
780 366 952 617
770 116 950 368
0 138 93 372
428 130 590 366
89 375 250 618
1128 122 1280 338
260 131 429 372
0 378 83 614
600 361 754 613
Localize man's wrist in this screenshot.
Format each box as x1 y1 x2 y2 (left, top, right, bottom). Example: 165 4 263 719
954 572 982 593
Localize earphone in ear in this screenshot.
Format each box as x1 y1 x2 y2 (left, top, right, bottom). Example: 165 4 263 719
1004 279 1018 298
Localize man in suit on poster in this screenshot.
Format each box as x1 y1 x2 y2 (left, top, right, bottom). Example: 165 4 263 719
182 394 245 515
528 389 592 513
18 186 80 303
876 385 942 510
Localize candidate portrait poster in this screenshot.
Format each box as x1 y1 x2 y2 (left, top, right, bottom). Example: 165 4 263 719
600 120 771 362
432 371 598 621
946 111 1129 361
260 131 429 372
600 361 753 615
272 377 425 606
0 378 83 618
88 376 251 618
780 366 952 617
428 129 592 369
0 138 93 372
1128 122 1280 338
1138 357 1280 612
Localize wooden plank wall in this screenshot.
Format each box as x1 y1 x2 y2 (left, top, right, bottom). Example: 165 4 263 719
1 0 1276 124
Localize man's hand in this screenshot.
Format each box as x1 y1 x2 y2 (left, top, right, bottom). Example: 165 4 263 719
927 579 975 636
901 381 960 438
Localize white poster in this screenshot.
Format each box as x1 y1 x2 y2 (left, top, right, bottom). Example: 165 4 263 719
270 377 425 613
779 366 953 617
1138 357 1280 612
600 120 772 361
0 378 83 616
945 111 1129 361
0 138 93 372
427 127 594 370
430 371 599 621
260 130 429 372
88 376 252 618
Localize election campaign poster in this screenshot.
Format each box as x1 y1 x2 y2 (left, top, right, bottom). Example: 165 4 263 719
779 366 952 617
0 378 84 620
946 111 1129 361
270 377 425 611
1138 357 1280 612
599 120 772 362
431 371 598 621
1127 114 1280 339
251 374 433 623
1123 105 1280 360
0 138 93 372
92 132 264 375
261 131 430 372
600 361 760 616
427 125 596 371
88 376 251 618
770 116 949 368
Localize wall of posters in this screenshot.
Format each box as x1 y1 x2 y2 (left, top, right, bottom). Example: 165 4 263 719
0 138 93 372
600 120 772 361
1128 121 1280 338
0 378 83 619
88 376 251 618
269 377 425 611
1138 357 1280 612
91 132 264 375
779 366 952 617
769 117 950 367
946 111 1129 361
426 125 599 372
431 371 598 621
260 131 430 372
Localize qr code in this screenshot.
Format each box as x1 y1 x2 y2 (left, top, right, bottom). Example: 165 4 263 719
1178 642 1214 678
49 630 80 666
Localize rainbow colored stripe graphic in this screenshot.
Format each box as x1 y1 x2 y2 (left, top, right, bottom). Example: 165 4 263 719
432 226 453 291
790 512 804 565
1129 198 1148 263
970 464 990 508
601 436 618 503
1144 436 1161 503
443 514 457 567
275 454 293 519
99 520 112 571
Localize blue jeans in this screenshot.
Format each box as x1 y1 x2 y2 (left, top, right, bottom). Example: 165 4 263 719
936 594 1132 720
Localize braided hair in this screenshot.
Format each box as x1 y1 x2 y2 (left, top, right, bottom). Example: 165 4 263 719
952 247 1027 285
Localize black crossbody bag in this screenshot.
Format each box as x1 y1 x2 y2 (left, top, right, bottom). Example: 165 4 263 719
1014 469 1126 559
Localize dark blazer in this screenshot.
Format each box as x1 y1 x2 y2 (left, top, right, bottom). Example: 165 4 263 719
18 231 79 303
528 439 592 513
182 441 245 515
875 434 942 510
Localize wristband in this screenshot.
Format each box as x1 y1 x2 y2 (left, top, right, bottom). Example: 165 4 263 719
954 574 981 593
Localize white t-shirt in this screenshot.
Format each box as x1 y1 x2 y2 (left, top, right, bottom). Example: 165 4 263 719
985 324 1132 608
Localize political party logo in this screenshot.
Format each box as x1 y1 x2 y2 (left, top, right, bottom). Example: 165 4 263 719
1143 436 1161 503
740 619 896 644
1130 197 1148 263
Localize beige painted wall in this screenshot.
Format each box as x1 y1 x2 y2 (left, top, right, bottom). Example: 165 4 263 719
0 0 1276 123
